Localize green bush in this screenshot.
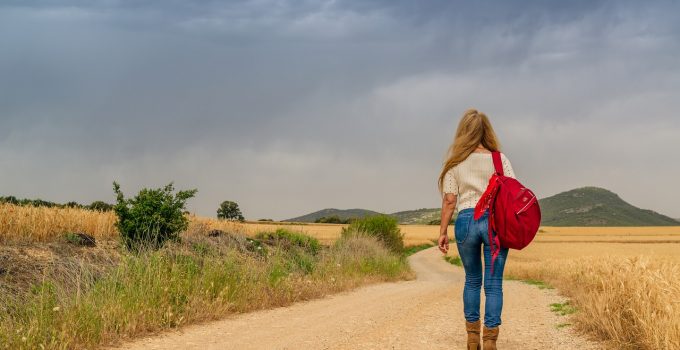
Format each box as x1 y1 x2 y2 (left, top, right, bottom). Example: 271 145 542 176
113 182 197 251
341 215 404 254
255 228 321 256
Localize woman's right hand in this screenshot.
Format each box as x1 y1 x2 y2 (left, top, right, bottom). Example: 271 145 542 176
438 233 449 254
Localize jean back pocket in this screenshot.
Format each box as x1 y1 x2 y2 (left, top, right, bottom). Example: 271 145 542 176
454 212 471 244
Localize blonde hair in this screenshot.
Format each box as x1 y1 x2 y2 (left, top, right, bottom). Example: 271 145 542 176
437 108 501 193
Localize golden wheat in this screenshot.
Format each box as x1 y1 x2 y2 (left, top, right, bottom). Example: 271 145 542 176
0 205 442 245
448 227 680 349
0 204 118 242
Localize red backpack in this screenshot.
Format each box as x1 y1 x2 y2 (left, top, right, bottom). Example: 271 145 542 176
474 151 541 273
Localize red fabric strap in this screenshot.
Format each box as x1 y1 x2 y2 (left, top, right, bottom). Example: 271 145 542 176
489 151 504 274
474 151 505 274
488 214 499 275
492 151 504 176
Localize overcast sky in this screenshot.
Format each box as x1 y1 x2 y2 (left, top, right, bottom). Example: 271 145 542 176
1 0 679 220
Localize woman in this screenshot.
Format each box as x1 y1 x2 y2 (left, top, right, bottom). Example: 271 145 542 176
437 109 516 350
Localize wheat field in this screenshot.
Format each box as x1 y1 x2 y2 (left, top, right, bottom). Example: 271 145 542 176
447 227 680 350
2 203 679 348
0 204 442 245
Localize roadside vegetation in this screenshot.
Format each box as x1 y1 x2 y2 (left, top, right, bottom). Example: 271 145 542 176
0 187 414 349
341 215 404 254
443 255 462 266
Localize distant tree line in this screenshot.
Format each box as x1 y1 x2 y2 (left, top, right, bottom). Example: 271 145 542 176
314 215 355 224
427 217 456 225
0 196 113 212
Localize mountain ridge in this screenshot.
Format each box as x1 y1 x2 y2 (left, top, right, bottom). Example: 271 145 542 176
538 186 678 226
282 208 383 223
284 187 679 226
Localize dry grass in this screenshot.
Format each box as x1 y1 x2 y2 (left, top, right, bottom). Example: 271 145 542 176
448 227 680 349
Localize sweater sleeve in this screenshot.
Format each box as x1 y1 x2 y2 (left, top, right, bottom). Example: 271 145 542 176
442 167 458 195
500 153 516 179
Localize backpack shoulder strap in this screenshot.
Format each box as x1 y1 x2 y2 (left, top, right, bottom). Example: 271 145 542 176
492 151 504 176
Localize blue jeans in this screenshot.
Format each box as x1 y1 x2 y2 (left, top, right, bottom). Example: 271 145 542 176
454 208 509 328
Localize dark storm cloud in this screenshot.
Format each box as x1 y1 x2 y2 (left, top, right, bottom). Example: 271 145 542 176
1 0 679 219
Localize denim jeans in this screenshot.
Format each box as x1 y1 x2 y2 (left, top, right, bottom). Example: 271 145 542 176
454 208 509 328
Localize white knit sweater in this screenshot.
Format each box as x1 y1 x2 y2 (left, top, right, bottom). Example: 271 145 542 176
443 152 516 211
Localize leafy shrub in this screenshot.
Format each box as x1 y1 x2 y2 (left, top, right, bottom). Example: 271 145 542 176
113 182 197 251
255 228 321 255
341 215 404 253
217 200 245 221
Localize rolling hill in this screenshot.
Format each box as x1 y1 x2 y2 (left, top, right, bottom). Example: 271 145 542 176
285 187 679 226
284 207 448 225
539 187 679 226
390 208 442 224
283 208 383 223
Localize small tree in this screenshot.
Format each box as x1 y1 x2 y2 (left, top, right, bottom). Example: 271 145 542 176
217 200 245 221
113 182 197 251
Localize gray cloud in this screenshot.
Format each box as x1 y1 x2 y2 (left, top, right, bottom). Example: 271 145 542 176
1 0 679 219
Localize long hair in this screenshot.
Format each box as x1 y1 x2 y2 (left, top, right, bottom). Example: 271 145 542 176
437 108 501 193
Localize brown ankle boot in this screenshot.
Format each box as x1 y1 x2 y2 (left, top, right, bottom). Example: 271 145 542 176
465 320 481 350
482 325 499 350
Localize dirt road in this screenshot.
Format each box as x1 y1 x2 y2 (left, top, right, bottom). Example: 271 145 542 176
121 247 600 349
